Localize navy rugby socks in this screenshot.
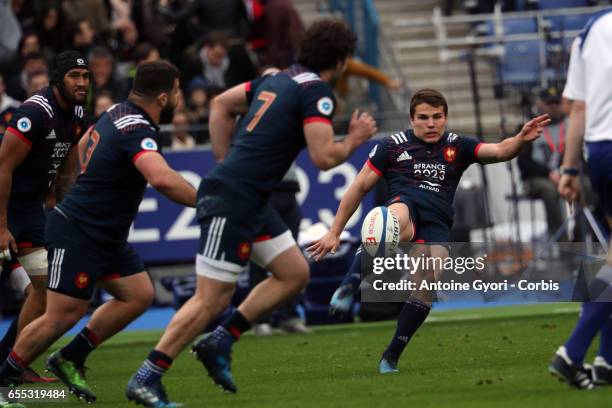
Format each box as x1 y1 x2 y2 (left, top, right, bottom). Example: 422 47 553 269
219 310 252 346
382 298 430 362
0 351 26 380
61 327 100 366
339 246 363 293
134 350 173 386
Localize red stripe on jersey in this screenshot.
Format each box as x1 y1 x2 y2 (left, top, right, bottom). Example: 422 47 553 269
245 81 252 93
366 159 383 177
101 274 120 281
132 150 156 163
414 239 426 244
474 142 484 160
254 235 272 242
303 117 332 126
10 261 22 270
17 242 33 248
6 127 32 146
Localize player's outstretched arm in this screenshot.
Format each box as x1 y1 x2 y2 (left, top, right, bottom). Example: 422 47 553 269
0 130 32 258
308 163 380 261
134 152 197 207
209 83 250 162
304 109 377 171
476 113 551 164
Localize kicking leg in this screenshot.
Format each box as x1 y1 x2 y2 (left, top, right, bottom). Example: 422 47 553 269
330 203 415 317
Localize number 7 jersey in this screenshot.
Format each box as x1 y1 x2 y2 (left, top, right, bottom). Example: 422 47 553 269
206 64 336 197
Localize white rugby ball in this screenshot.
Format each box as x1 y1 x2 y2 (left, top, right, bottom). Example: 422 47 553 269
361 206 400 257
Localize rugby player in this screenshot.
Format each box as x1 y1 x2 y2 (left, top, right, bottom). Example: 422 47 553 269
0 60 196 407
308 88 550 373
0 51 90 384
127 19 376 407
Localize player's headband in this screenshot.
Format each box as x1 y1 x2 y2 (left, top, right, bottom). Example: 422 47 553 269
51 51 88 86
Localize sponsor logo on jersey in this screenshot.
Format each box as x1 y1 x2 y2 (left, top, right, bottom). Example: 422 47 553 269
141 137 158 151
317 97 334 116
444 147 457 163
46 129 57 139
397 151 412 162
369 145 378 158
17 117 32 133
75 272 90 289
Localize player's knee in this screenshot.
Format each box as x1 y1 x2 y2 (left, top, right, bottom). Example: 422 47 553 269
126 284 154 313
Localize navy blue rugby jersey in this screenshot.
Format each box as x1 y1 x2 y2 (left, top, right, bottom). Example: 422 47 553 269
56 101 161 246
5 87 86 201
367 129 483 224
205 64 336 199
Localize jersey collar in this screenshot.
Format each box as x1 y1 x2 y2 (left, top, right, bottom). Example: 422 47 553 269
125 100 159 132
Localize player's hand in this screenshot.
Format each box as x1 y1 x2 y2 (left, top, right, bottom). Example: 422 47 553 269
0 227 17 259
348 109 377 144
558 174 581 203
307 232 341 262
518 113 551 143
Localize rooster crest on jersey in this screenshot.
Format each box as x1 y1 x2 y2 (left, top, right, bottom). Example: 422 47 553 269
361 206 400 257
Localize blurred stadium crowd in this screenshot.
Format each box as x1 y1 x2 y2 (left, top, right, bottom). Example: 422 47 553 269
0 0 307 148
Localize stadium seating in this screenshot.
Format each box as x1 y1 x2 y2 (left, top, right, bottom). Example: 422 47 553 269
537 0 590 9
501 40 542 84
546 14 591 31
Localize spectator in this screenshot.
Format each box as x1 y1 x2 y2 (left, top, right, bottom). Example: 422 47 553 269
69 18 98 56
94 91 114 119
159 0 250 40
0 73 20 134
88 46 128 100
247 0 305 69
182 32 239 95
62 0 111 39
35 2 66 54
17 31 41 59
0 0 22 66
113 19 140 61
185 77 211 143
25 70 49 97
160 0 257 84
5 52 48 101
169 110 196 150
518 86 566 237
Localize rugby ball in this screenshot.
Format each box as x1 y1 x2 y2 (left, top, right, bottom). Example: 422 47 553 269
361 206 400 257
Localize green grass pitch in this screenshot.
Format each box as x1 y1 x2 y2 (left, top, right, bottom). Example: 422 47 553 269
24 304 612 408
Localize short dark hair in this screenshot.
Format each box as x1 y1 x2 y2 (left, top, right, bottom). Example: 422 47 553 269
297 19 356 72
202 31 229 49
410 88 448 118
132 60 179 98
